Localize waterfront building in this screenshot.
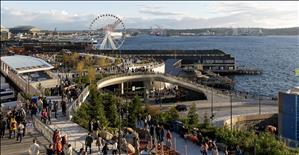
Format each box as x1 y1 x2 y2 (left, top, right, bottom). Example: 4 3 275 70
0 55 59 94
278 87 299 143
9 26 41 39
1 25 11 41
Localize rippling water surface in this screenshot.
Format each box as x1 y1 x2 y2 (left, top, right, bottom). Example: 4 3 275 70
122 35 299 96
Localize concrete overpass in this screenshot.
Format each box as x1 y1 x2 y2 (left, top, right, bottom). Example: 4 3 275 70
68 72 231 119
96 72 230 101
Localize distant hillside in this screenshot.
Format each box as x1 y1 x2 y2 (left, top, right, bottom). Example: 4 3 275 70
136 27 299 36
261 27 299 35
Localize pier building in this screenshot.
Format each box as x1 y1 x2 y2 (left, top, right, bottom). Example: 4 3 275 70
278 87 299 145
0 55 59 95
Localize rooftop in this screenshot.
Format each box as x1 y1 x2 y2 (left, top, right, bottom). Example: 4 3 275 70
287 87 299 95
1 55 54 74
9 26 40 31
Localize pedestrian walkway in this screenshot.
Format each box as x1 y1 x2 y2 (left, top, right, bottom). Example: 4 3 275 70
172 132 225 155
48 111 127 154
0 127 48 155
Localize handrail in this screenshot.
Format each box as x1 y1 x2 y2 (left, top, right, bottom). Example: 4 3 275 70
32 116 84 154
66 85 90 120
32 116 54 143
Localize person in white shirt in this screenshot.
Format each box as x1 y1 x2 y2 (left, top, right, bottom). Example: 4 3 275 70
112 141 118 155
16 122 25 142
64 144 73 155
29 139 40 155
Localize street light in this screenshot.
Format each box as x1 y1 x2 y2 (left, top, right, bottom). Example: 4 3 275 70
118 97 122 155
210 83 214 121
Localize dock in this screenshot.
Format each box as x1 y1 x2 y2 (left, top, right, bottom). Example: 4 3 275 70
213 68 262 75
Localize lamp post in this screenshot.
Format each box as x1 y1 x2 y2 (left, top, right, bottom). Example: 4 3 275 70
210 83 214 122
118 97 122 155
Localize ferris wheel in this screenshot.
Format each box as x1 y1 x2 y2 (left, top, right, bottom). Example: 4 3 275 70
88 14 126 50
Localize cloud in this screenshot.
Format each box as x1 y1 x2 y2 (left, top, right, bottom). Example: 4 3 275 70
1 2 298 30
139 6 184 16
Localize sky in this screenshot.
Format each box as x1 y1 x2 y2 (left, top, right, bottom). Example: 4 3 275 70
1 1 299 30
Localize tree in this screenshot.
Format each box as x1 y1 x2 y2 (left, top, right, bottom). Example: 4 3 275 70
97 57 107 68
76 61 85 83
76 61 85 74
127 96 142 128
70 52 80 66
87 67 96 84
94 96 109 128
62 54 71 68
106 96 120 128
186 103 199 129
84 55 93 66
166 107 179 122
114 58 122 65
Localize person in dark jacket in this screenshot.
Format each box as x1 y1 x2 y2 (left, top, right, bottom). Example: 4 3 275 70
102 143 109 155
0 118 6 138
46 144 55 155
85 132 93 154
61 101 66 116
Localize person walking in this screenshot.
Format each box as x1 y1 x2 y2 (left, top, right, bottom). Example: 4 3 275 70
47 101 52 124
212 145 219 155
41 109 48 124
37 97 43 115
54 101 58 118
16 122 25 142
9 118 17 139
56 138 63 155
29 139 40 155
166 130 172 148
96 133 103 152
0 117 6 138
160 125 165 143
102 143 109 155
201 142 208 155
112 141 118 155
46 144 55 155
85 132 93 154
65 144 73 155
61 101 66 116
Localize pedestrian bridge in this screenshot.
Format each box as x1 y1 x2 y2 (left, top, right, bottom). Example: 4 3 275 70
67 72 230 119
97 72 229 100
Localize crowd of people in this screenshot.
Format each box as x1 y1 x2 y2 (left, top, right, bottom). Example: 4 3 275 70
0 106 27 142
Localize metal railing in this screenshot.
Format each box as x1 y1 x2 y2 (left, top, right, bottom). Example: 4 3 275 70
32 116 54 143
66 85 90 120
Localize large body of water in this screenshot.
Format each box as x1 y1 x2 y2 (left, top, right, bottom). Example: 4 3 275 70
121 35 299 97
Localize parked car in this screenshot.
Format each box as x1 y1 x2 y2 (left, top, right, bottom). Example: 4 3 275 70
175 104 187 111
